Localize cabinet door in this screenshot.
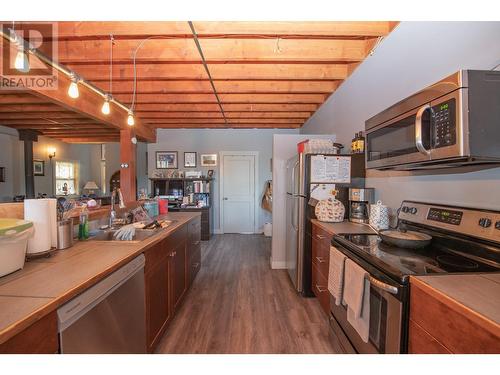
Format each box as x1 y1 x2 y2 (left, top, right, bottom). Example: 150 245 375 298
171 243 187 311
145 256 171 352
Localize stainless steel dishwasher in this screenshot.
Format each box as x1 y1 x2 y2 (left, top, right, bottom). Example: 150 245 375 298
57 254 146 353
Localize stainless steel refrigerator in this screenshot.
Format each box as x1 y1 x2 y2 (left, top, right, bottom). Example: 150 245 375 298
285 153 365 296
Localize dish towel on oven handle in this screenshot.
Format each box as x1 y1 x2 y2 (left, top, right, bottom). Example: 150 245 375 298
328 246 346 306
343 258 370 343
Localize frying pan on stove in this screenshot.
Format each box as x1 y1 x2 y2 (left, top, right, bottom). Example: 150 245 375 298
378 229 432 249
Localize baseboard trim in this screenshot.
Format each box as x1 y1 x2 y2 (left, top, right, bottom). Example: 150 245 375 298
270 259 287 269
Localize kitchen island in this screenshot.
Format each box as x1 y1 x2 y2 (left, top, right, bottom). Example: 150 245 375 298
0 211 201 353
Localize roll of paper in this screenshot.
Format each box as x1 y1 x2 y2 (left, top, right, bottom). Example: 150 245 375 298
24 198 57 255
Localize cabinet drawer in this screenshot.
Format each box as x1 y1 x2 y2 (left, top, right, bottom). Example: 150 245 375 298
312 224 332 247
312 238 329 280
410 282 500 353
408 319 451 354
312 263 330 315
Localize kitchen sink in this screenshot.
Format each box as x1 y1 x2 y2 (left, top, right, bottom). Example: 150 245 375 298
89 228 159 242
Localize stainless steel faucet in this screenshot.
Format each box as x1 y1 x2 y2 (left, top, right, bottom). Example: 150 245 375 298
109 187 126 228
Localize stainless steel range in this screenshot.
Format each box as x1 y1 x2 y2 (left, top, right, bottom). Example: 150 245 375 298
329 201 500 354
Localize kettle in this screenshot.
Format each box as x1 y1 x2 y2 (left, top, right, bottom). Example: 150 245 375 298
369 200 390 230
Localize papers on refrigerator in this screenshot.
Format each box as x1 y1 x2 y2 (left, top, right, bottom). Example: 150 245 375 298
310 155 351 183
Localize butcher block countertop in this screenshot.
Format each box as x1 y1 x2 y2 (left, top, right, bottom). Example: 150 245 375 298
412 274 500 327
0 211 200 345
311 219 376 236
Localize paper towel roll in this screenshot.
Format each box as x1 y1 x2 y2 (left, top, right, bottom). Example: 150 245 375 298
24 198 57 255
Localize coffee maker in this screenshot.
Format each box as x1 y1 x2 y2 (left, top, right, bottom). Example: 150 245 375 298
349 188 374 223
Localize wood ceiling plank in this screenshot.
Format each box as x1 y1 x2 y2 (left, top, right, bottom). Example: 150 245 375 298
55 22 192 40
0 112 91 119
0 104 68 112
54 137 120 143
112 93 326 104
153 123 301 129
106 80 339 94
145 118 304 124
0 119 101 125
140 111 310 120
0 94 50 104
71 63 349 81
191 21 394 37
54 39 372 64
134 103 316 112
55 21 393 39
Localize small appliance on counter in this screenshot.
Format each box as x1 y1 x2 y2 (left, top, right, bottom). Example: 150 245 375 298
0 218 34 277
348 188 374 223
330 200 500 354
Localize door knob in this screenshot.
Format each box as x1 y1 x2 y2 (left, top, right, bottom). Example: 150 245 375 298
223 197 228 200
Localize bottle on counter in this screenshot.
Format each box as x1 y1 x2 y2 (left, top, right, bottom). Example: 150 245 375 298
351 132 358 153
78 204 89 240
358 131 365 153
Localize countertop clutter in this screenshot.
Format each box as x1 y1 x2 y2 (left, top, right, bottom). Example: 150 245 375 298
0 211 200 346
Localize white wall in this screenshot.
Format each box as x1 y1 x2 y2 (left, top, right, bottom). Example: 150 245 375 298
301 21 500 216
148 128 299 233
271 134 336 269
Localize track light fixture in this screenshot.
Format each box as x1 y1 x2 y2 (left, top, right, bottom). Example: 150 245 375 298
68 74 80 99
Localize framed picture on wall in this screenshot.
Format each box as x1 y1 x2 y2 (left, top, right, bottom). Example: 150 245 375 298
201 154 217 167
33 160 45 176
207 169 214 178
156 151 178 169
184 152 197 168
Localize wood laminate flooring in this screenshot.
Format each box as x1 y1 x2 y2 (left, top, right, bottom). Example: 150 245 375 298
155 234 342 354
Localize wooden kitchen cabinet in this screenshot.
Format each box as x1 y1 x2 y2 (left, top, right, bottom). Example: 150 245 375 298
144 221 197 352
409 278 500 354
187 216 202 286
311 222 332 315
0 311 59 354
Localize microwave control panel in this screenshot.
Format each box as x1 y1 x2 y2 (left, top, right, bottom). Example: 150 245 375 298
432 98 456 148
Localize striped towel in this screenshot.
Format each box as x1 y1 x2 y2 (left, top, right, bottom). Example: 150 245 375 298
328 246 346 306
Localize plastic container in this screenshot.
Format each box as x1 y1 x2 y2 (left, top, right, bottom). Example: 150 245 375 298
0 218 34 277
143 201 159 218
158 199 169 215
263 222 272 237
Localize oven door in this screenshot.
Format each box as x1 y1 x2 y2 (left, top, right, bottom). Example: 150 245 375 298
329 246 406 354
366 103 432 169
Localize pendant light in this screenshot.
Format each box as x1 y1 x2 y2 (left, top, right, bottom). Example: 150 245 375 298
68 74 79 99
127 111 135 126
14 47 29 72
101 95 111 115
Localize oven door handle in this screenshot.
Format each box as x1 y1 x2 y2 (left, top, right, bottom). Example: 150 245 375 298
367 275 398 295
415 104 431 156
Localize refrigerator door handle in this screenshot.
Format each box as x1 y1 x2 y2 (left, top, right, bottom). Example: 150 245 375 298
291 159 299 195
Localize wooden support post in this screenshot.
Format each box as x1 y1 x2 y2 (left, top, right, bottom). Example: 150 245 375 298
120 128 137 203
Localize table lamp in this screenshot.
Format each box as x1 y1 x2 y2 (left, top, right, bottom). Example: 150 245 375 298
83 181 99 195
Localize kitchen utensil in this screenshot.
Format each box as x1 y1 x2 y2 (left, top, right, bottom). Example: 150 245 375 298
379 229 432 249
369 200 390 230
315 197 345 223
57 218 74 250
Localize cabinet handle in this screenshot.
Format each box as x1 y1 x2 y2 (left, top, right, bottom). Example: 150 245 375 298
193 241 200 245
192 262 200 268
316 284 328 293
316 234 326 240
170 251 177 257
315 256 325 263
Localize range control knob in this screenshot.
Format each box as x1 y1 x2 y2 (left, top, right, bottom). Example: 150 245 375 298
409 207 418 215
478 218 492 228
495 221 500 230
402 206 409 213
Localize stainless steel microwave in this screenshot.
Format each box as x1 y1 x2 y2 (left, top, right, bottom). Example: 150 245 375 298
365 70 500 170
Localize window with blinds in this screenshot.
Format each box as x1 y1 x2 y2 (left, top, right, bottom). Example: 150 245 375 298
55 161 79 195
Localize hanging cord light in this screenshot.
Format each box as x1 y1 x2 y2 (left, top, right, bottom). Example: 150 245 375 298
102 34 114 115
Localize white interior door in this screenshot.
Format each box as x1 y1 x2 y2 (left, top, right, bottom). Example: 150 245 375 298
222 154 255 234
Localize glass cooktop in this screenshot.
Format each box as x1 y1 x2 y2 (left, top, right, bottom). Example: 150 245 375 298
333 233 500 284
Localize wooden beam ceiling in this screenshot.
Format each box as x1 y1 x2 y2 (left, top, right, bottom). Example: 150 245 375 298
1 21 398 137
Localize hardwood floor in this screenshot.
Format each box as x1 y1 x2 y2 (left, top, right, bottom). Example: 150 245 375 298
155 234 342 354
